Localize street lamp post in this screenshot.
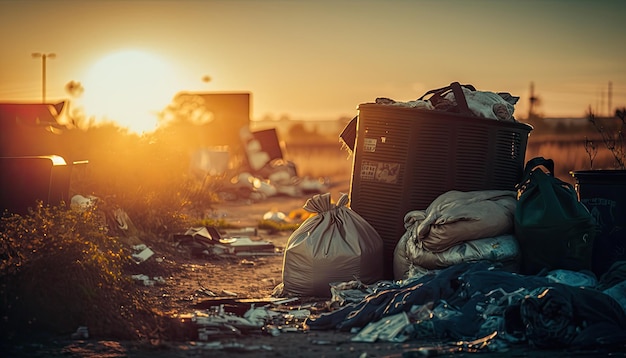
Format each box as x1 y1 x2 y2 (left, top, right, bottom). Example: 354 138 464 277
32 52 56 103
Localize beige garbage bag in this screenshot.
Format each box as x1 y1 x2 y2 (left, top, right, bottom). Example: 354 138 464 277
281 193 384 297
413 190 516 253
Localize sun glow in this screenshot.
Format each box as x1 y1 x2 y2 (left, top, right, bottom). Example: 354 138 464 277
80 49 180 134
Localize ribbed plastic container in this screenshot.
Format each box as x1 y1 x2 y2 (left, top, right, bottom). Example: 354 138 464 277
349 103 533 279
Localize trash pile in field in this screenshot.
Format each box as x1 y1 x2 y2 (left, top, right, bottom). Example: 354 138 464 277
66 84 626 355
278 192 626 352
218 164 329 202
306 261 626 349
199 127 329 202
132 190 626 355
168 260 626 354
70 187 626 355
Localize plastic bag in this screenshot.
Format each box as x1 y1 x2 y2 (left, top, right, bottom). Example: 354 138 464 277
281 193 384 297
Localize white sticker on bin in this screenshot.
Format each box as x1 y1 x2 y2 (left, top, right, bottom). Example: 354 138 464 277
363 138 377 152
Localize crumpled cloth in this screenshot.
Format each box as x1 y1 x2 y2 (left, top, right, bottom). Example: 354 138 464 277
444 87 517 121
306 261 498 332
517 284 626 348
408 190 516 253
394 234 520 280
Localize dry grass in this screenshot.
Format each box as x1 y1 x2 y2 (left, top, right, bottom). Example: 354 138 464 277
527 134 619 185
283 141 353 180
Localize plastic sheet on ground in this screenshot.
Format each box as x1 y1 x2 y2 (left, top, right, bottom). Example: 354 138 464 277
305 261 626 350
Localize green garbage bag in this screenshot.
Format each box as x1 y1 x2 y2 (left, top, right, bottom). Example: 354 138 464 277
514 157 596 275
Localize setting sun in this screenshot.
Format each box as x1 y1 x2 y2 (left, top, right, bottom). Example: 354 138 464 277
79 49 180 134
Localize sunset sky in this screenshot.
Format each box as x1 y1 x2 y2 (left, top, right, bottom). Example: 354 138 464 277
1 0 625 133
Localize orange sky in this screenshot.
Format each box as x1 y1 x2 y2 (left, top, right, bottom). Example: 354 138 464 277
1 0 625 132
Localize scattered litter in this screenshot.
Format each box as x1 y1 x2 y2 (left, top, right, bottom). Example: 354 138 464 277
176 298 313 343
288 207 316 222
197 287 217 297
264 324 281 336
221 290 238 297
245 307 281 327
198 325 241 340
153 276 166 285
545 269 598 288
223 237 277 256
131 245 154 263
70 194 97 211
70 326 89 340
271 297 299 305
310 340 333 345
329 279 375 306
306 261 626 351
190 341 274 352
262 209 290 223
131 274 166 286
352 311 410 343
216 128 330 202
133 244 148 251
175 226 278 257
224 227 258 237
112 208 130 230
403 332 501 356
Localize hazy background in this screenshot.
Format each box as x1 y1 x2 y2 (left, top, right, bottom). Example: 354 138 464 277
2 0 625 131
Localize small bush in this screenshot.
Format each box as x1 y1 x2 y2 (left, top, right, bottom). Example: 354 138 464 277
0 202 159 341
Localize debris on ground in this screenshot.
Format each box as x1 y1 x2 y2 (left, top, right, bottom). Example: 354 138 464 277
174 226 279 257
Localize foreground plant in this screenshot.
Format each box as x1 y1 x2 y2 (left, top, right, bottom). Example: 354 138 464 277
0 203 161 341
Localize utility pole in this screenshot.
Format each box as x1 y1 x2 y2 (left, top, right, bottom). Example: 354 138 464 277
32 52 56 103
608 81 613 117
528 82 537 118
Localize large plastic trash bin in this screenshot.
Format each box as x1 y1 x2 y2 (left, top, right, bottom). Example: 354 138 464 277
349 103 532 279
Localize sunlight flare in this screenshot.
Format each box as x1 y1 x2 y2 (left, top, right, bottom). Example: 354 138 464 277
80 49 179 134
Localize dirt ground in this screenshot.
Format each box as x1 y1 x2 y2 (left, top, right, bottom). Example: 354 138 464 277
5 179 624 358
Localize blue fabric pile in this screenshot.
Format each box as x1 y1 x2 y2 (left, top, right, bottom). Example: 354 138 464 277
305 261 626 349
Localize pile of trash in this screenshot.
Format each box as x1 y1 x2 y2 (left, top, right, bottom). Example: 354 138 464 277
173 226 279 257
162 190 626 353
70 185 626 355
218 164 329 202
197 127 330 202
305 261 626 350
177 297 313 341
141 260 626 354
63 89 626 354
